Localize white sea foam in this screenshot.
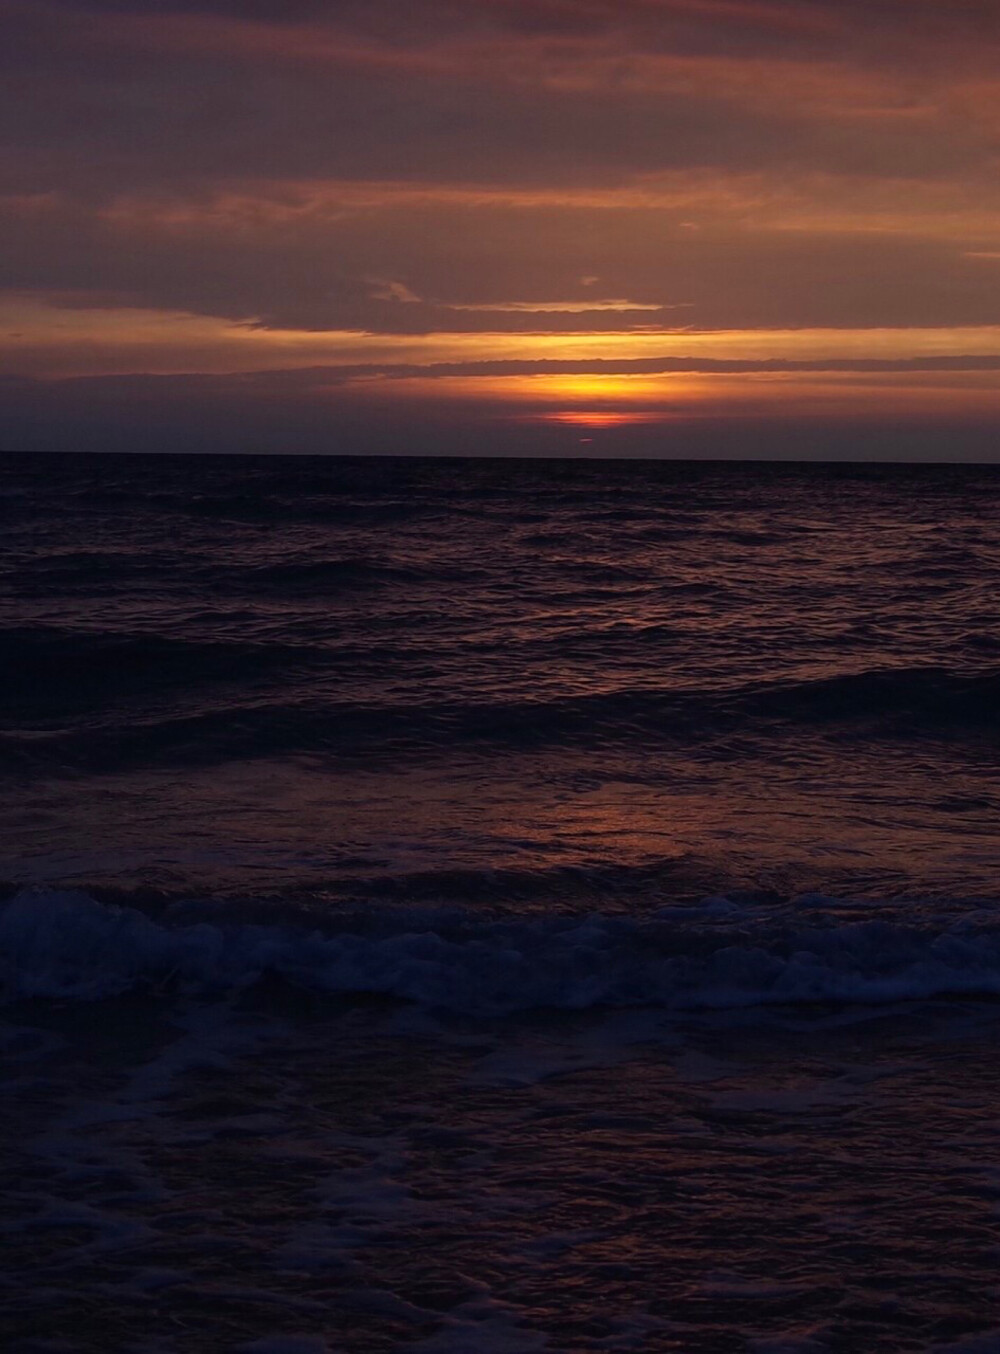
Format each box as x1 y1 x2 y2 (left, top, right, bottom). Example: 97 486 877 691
4 889 1000 1015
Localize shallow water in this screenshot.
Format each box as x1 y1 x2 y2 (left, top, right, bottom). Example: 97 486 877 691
3 994 1000 1353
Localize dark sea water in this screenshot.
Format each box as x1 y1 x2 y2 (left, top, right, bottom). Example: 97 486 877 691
2 452 1000 1353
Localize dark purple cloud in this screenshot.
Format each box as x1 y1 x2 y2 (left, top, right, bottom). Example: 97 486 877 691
2 0 996 198
4 187 1000 334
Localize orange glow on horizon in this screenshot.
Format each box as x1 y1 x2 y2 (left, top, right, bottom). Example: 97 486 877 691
536 411 667 427
346 367 1000 423
5 298 1000 425
7 295 1000 380
517 373 702 404
354 371 710 410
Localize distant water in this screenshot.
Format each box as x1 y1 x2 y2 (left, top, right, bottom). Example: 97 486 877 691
4 452 1000 908
3 452 1000 1353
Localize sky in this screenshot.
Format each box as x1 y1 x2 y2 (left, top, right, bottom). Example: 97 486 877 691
3 0 1000 457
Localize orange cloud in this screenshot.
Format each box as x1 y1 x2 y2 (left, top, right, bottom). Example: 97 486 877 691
9 292 1000 378
348 366 1000 424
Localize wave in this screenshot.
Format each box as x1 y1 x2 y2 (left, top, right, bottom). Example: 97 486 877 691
3 890 1000 1013
2 552 477 598
225 558 479 592
743 665 1000 725
3 663 998 774
0 550 183 592
150 493 440 525
2 627 333 707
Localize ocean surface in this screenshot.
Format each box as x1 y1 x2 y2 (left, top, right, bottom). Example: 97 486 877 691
2 451 1000 1353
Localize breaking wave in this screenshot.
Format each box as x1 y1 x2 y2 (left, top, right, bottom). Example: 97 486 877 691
4 890 1000 1014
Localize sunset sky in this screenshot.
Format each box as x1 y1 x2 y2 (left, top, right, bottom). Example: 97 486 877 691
4 0 1000 456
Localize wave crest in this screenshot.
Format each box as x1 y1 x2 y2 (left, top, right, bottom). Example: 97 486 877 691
4 891 1000 1015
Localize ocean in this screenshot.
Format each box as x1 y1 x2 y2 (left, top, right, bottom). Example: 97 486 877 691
2 451 1000 1353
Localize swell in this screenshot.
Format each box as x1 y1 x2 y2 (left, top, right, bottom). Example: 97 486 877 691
223 557 482 592
741 664 1000 723
2 627 335 708
0 554 478 596
112 492 443 526
4 889 1000 1014
0 551 183 592
2 665 998 774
